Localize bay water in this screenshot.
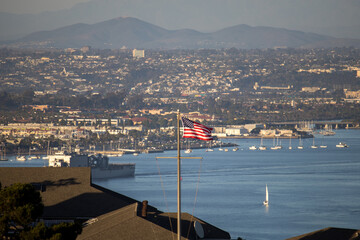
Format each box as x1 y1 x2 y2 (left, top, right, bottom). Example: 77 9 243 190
95 129 360 240
2 129 360 239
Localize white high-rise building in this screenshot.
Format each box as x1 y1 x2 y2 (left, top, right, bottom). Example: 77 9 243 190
132 49 145 58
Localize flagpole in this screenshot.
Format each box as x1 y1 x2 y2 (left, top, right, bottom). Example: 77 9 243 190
157 113 203 239
177 110 181 240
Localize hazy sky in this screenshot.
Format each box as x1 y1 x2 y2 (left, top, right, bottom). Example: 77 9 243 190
0 0 91 14
1 0 360 39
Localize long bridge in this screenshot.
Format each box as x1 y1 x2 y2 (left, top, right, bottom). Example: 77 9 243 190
267 121 359 130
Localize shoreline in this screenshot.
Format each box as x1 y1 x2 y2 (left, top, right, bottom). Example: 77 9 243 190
217 135 312 139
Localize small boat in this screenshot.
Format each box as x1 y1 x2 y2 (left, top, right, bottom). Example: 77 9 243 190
276 138 283 149
311 137 318 149
298 136 304 149
206 142 214 152
218 142 224 151
133 152 139 156
319 135 327 148
259 146 267 150
289 136 292 150
263 184 269 206
232 147 239 152
184 149 192 154
249 145 257 150
320 125 335 136
259 137 266 150
16 155 27 161
270 137 281 150
336 142 348 148
224 148 229 152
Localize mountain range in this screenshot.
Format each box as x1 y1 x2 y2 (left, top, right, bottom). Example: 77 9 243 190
2 0 360 42
3 17 360 50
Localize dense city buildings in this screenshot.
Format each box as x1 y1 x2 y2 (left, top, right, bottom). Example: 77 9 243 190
0 47 360 153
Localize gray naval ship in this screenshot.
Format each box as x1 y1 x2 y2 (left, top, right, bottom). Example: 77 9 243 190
48 152 135 179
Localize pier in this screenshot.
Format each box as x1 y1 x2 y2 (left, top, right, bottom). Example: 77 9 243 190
268 121 359 130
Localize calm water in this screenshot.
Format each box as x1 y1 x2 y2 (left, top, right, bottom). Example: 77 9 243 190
2 129 360 239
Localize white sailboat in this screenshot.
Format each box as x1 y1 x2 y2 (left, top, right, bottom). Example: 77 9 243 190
270 137 277 150
259 137 267 150
289 135 292 150
206 141 214 152
298 136 304 149
276 137 283 149
218 142 224 151
263 184 269 206
311 137 318 149
184 140 192 153
320 135 327 148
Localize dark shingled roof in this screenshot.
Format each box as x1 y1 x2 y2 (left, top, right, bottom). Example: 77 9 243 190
78 203 231 240
286 227 360 240
0 167 138 219
0 167 231 239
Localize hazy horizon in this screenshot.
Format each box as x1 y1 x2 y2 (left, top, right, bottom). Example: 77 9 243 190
1 0 360 40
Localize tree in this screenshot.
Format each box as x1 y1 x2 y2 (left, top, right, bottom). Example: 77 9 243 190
0 183 81 239
0 183 43 237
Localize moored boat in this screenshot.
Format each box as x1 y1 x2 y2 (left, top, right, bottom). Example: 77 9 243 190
184 149 192 154
336 142 348 148
249 145 257 150
16 155 27 161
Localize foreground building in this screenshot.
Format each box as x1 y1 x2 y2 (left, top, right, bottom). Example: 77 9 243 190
0 167 231 240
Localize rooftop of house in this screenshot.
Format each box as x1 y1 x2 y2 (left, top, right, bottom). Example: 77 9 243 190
0 167 139 219
78 202 231 240
286 227 360 240
0 167 231 239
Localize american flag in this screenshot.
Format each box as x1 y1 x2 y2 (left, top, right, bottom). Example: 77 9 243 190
181 117 213 141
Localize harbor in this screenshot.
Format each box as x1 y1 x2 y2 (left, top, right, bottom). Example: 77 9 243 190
1 129 359 239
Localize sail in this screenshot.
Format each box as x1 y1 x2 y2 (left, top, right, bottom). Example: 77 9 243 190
265 185 269 202
263 184 269 205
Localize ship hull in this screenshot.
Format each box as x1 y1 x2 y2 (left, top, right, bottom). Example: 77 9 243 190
91 163 135 179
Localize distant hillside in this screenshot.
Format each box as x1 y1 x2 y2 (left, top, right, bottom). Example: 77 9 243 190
4 17 360 49
2 0 360 41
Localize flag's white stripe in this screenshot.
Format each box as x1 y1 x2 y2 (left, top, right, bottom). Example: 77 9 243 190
183 135 213 140
183 128 211 136
183 130 212 138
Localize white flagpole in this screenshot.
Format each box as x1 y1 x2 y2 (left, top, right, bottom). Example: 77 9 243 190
177 110 181 240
